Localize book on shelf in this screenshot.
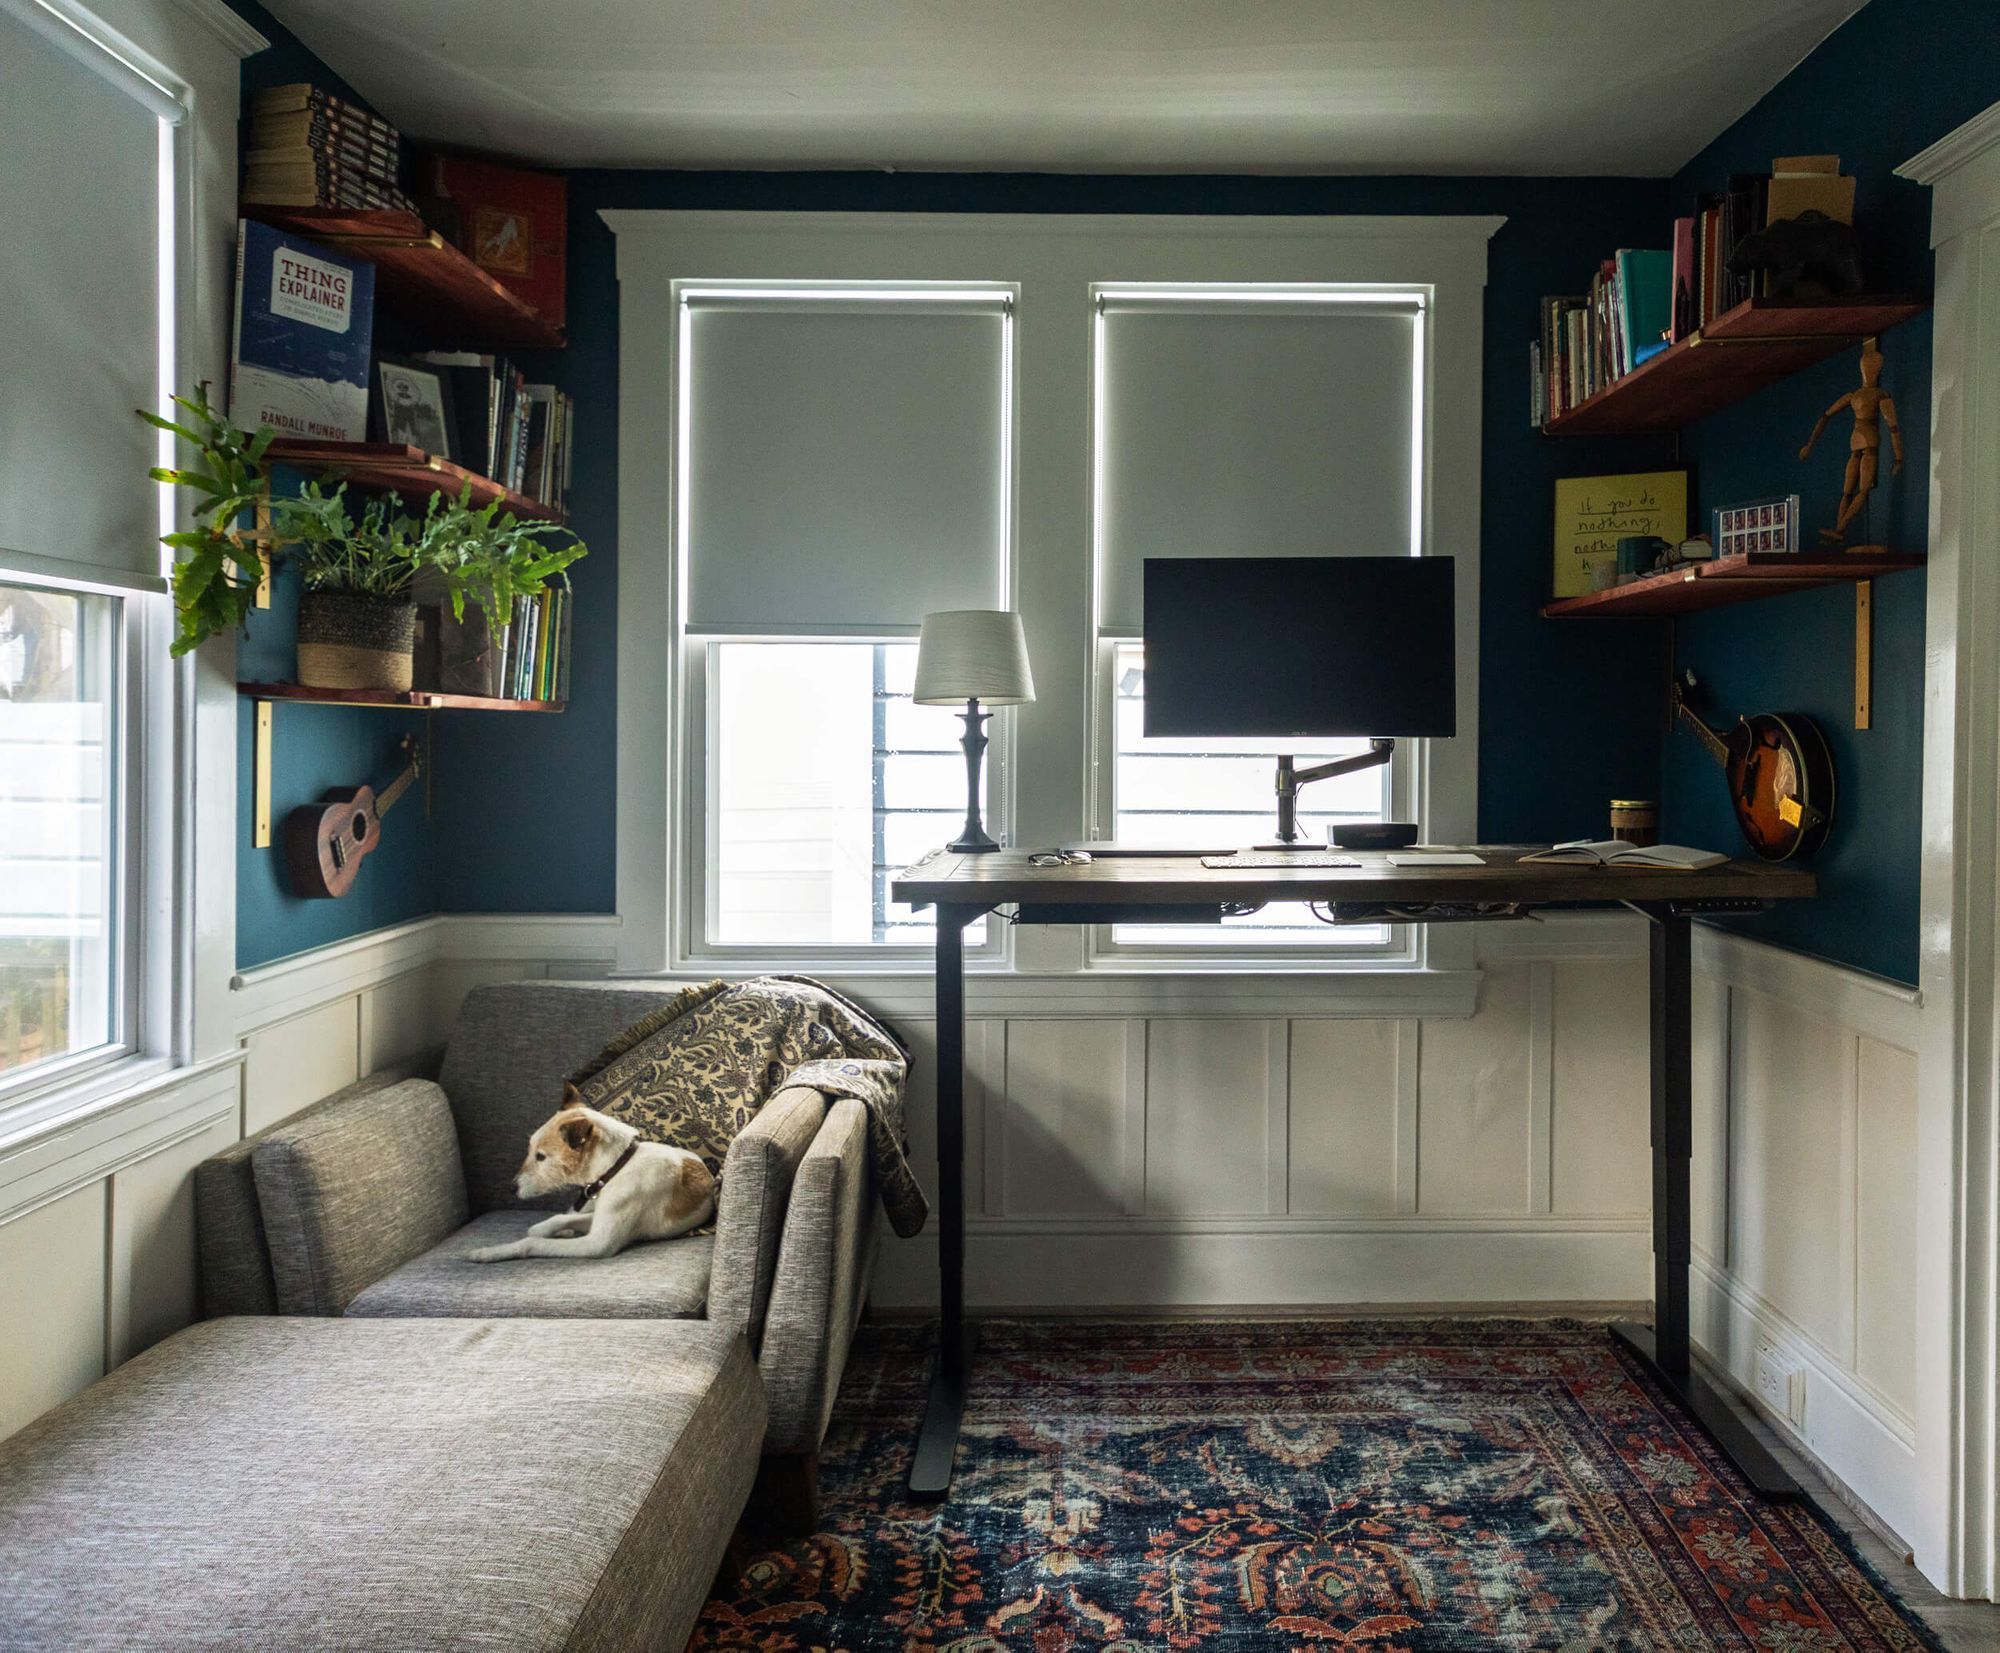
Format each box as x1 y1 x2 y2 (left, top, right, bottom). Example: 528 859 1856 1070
230 219 374 442
1520 840 1729 871
413 354 573 511
242 82 411 214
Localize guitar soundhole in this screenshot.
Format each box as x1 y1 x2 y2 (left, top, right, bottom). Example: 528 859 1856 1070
351 813 370 842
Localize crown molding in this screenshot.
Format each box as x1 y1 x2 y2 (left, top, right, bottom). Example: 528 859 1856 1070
165 0 267 59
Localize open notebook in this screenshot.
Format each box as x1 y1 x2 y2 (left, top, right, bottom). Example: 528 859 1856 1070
1520 840 1729 871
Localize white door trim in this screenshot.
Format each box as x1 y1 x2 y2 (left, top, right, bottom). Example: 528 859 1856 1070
1899 99 2000 1602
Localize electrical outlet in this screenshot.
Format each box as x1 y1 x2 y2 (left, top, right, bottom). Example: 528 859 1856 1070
1753 1344 1807 1427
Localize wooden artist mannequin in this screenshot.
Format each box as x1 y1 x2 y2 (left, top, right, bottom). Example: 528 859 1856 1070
1799 335 1904 548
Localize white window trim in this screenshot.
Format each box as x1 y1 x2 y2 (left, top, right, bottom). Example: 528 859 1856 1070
0 0 263 1144
608 210 1498 1001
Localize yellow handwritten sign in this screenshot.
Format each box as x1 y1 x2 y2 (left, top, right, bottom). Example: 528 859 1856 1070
1552 470 1688 598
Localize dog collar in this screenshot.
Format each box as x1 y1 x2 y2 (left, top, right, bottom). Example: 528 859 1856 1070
573 1142 640 1212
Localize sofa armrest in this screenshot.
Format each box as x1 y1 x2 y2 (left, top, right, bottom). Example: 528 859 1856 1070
251 1079 469 1315
707 1087 826 1342
757 1097 875 1456
195 1056 443 1318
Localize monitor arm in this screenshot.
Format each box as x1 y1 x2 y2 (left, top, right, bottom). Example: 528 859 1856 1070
1273 739 1395 844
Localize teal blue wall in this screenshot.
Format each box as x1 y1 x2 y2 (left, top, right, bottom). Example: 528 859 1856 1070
1662 0 2000 984
431 170 1679 914
226 5 443 967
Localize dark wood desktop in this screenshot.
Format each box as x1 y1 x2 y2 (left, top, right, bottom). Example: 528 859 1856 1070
890 846 1817 1502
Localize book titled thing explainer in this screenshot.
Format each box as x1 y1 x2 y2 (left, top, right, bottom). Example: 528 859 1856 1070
229 219 375 442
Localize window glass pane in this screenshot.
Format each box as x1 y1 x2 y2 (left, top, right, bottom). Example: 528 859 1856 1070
1109 643 1388 947
0 583 119 1079
710 640 984 947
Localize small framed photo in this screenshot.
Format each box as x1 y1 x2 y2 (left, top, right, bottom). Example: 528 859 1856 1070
372 356 457 459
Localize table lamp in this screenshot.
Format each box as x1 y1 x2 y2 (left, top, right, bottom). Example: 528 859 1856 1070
914 610 1035 853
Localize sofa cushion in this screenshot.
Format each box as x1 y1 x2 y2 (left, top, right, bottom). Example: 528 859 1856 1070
252 1078 469 1315
441 982 697 1213
707 1086 826 1341
346 1211 713 1319
195 1058 442 1318
0 1316 765 1652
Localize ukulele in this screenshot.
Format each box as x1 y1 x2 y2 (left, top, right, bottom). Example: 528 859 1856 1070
284 738 422 899
1670 673 1834 861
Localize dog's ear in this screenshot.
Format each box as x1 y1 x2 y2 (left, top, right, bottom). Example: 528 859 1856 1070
561 1114 595 1153
561 1082 586 1111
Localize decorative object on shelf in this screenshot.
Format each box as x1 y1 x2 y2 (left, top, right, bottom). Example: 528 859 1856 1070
1799 336 1905 549
420 153 567 330
1714 495 1803 557
1727 209 1863 299
1609 799 1659 847
296 587 418 691
230 219 375 444
914 610 1035 854
372 355 457 459
1671 671 1834 861
142 388 586 669
284 734 421 899
1616 534 1674 582
1551 469 1688 598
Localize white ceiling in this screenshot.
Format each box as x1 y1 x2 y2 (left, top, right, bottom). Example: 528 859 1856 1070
262 0 1866 176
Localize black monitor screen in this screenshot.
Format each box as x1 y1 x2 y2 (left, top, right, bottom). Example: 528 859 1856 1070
1142 556 1456 739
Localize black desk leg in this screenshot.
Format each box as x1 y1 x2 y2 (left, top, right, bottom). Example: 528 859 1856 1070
1613 908 1802 1500
910 905 974 1500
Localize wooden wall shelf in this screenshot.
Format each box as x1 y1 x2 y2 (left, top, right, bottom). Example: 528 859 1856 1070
238 682 565 713
248 207 563 349
1542 296 1928 435
1543 550 1923 619
265 439 564 523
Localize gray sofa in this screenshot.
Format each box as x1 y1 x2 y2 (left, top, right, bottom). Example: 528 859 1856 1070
0 1316 763 1651
195 980 880 1519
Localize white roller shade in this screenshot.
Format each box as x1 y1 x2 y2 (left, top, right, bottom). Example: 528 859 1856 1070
1095 296 1421 633
683 295 1009 633
0 1 172 594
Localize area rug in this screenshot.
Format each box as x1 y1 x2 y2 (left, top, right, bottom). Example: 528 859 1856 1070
694 1319 1941 1651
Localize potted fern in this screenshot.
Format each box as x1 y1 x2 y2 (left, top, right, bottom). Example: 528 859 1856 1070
144 387 585 693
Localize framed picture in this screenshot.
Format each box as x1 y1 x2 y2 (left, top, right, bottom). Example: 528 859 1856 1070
372 356 457 460
1550 469 1689 598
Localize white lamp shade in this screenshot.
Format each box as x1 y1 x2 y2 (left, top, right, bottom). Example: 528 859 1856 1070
913 610 1036 706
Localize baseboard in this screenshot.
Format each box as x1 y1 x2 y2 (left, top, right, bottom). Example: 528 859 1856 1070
872 1222 1651 1311
1692 1257 1919 1546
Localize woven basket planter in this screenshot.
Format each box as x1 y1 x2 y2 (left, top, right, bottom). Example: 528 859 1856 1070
296 590 418 693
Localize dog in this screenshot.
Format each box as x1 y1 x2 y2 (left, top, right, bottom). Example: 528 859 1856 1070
468 1087 716 1262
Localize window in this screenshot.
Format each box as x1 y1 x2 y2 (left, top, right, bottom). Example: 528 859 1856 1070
679 284 1013 956
1090 285 1428 955
707 640 985 947
0 1 180 1099
0 584 124 1084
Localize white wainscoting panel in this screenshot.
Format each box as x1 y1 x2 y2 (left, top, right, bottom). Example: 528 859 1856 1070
242 996 360 1137
1550 961 1651 1215
0 1183 108 1441
1144 1018 1279 1217
1690 928 1923 1547
998 1020 1132 1217
107 1111 239 1367
1415 963 1533 1215
1288 1019 1403 1216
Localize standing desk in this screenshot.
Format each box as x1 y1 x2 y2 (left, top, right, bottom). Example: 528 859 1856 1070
890 846 1816 1502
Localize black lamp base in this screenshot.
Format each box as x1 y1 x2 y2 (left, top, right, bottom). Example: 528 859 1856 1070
948 828 1001 854
950 699 999 853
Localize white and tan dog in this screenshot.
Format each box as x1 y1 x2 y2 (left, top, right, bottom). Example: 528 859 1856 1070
468 1088 716 1262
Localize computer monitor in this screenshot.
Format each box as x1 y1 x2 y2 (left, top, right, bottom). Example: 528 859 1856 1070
1141 556 1456 846
1142 555 1456 740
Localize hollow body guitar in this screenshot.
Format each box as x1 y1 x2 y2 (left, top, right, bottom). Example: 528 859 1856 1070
284 741 421 898
1671 678 1834 861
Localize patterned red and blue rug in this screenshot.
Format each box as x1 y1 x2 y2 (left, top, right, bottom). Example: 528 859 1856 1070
695 1319 1941 1651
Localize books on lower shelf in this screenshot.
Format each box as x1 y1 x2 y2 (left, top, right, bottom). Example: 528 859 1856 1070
1520 840 1729 871
415 353 573 513
242 83 417 214
492 586 571 702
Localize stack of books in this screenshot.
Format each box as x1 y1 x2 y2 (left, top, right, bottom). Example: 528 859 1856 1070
1531 249 1671 426
1681 157 1855 336
497 587 570 703
417 352 574 513
242 83 417 214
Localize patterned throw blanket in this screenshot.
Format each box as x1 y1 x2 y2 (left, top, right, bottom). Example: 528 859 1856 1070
564 976 928 1237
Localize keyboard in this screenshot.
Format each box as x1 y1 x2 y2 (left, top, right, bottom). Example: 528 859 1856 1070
1201 852 1363 869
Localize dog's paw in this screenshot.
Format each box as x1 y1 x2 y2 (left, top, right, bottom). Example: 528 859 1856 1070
466 1246 513 1264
